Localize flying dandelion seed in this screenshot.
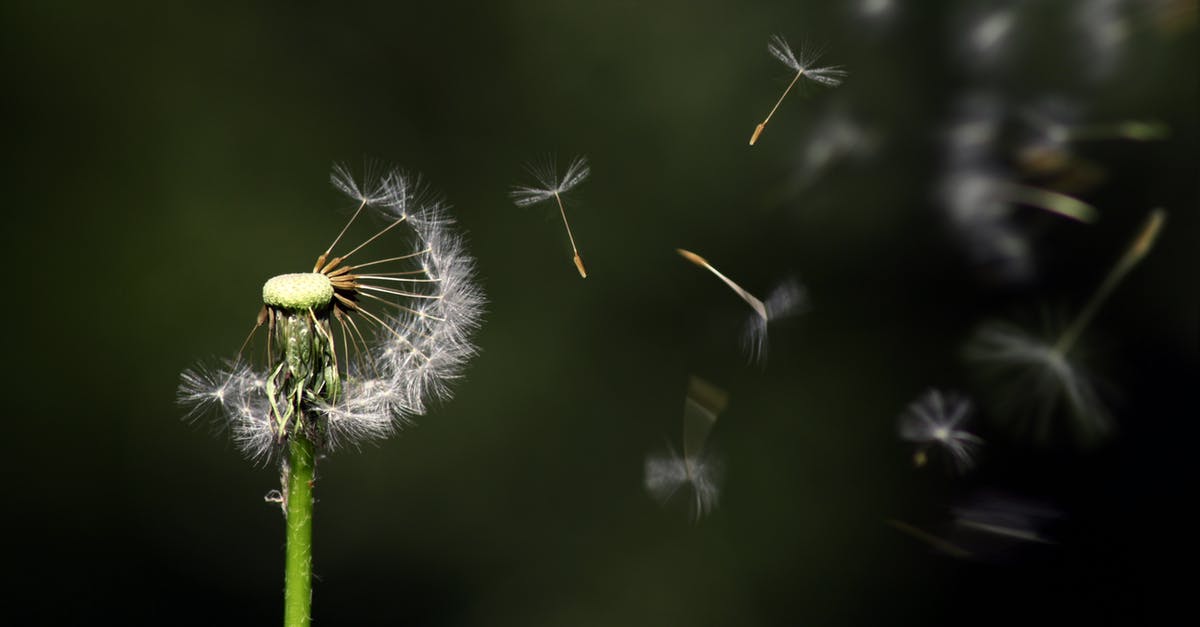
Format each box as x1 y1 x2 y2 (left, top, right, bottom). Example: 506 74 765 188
897 389 984 473
938 93 1099 284
179 164 485 461
676 249 808 364
965 209 1166 445
510 155 591 278
645 376 727 522
749 36 847 146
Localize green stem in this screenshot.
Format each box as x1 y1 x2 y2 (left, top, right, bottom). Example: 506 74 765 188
284 433 315 627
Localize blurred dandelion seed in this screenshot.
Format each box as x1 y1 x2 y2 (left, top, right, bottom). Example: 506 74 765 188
888 492 1059 561
677 249 808 364
1000 181 1098 223
965 209 1166 444
952 492 1058 546
897 389 984 473
644 376 728 522
793 106 878 189
886 519 974 559
510 155 591 278
749 36 847 146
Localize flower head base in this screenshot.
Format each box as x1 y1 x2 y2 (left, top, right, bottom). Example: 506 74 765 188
262 273 334 310
179 164 484 461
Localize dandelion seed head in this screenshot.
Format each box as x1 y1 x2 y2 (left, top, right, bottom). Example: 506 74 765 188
897 389 984 473
179 163 485 461
646 377 727 523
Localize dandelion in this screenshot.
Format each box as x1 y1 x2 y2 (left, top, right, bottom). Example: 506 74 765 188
749 36 847 146
645 376 727 522
897 389 984 473
676 249 808 364
510 155 591 278
178 163 484 626
965 209 1166 445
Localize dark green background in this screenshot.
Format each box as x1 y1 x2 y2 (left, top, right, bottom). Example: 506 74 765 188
5 1 1196 625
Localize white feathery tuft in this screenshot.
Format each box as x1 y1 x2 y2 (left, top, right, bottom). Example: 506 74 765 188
767 35 848 87
644 445 723 523
509 155 591 207
741 278 809 366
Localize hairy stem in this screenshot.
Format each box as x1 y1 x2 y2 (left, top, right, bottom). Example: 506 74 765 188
284 433 316 627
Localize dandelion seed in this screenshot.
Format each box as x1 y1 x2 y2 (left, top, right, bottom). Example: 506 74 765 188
749 36 847 146
645 376 727 522
677 249 808 364
952 492 1058 546
177 163 484 623
958 3 1020 69
886 519 974 559
897 389 984 473
510 155 591 278
1019 101 1169 174
965 209 1166 444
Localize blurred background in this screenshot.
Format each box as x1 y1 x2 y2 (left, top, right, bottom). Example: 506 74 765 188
4 1 1196 624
